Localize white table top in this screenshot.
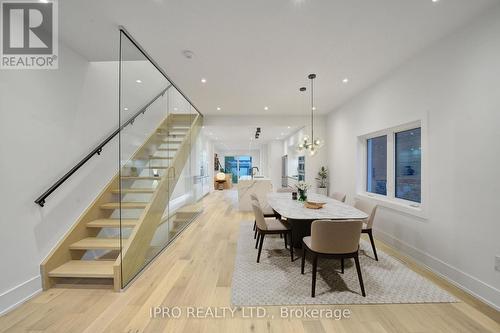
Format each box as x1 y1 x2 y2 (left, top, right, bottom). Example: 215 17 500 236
266 192 368 220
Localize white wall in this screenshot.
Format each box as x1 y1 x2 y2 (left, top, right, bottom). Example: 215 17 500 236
326 7 500 309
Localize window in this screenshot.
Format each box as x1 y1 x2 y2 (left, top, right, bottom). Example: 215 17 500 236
359 121 424 214
367 135 387 195
395 128 421 202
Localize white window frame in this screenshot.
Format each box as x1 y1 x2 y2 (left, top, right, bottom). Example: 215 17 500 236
357 119 428 219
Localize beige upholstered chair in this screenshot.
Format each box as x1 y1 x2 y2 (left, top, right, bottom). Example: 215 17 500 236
250 194 277 239
354 199 379 261
252 203 293 263
330 191 347 203
277 187 294 193
301 220 365 297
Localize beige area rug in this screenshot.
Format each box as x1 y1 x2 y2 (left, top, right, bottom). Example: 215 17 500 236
231 222 457 306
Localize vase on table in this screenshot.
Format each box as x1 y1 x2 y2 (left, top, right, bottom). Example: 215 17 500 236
317 187 327 196
298 189 308 202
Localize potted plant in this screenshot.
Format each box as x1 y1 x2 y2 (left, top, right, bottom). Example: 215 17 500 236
296 181 311 202
316 166 328 196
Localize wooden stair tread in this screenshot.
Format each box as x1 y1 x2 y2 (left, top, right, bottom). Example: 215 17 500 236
100 202 149 209
69 238 121 250
144 166 168 169
162 140 183 143
48 260 114 278
121 176 161 180
156 148 178 151
87 219 138 228
156 133 186 137
149 156 173 160
111 188 155 194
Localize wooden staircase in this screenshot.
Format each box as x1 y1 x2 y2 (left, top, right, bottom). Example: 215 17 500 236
41 113 202 291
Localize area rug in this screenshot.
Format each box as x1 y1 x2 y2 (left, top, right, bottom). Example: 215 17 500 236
231 222 457 306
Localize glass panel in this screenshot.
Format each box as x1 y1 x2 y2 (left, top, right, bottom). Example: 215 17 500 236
366 135 387 195
165 87 202 242
119 31 171 287
395 128 421 203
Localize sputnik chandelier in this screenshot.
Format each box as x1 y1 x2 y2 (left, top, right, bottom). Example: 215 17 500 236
297 73 322 156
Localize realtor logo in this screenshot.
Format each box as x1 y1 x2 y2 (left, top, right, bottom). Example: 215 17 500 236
1 0 58 69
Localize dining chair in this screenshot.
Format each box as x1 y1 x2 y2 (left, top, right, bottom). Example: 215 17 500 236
250 193 277 239
354 199 379 261
301 219 365 297
276 187 294 193
252 203 293 263
330 191 347 203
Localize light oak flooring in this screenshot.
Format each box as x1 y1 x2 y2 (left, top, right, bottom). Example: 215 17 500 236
1 190 499 332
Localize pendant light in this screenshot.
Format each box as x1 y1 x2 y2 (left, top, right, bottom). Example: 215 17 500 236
297 73 322 156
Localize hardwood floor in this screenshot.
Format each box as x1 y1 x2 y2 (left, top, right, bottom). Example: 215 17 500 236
1 190 499 332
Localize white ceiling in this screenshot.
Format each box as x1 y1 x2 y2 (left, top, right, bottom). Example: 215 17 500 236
60 0 498 117
203 124 300 151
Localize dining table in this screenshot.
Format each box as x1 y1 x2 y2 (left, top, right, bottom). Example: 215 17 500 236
266 192 369 248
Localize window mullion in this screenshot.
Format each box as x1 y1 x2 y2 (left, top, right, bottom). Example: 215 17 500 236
387 130 395 199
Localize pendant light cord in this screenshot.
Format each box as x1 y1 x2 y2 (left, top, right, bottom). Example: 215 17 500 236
311 76 314 143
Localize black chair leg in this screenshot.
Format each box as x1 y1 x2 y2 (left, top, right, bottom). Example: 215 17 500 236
257 234 265 263
289 231 294 261
253 221 256 231
341 258 344 274
301 246 306 274
284 232 288 249
255 232 260 249
354 254 366 297
367 229 378 261
311 254 318 297
280 234 283 238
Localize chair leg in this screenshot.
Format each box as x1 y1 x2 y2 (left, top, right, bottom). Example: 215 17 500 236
354 254 366 297
255 232 260 249
284 232 288 249
367 229 378 261
301 246 306 274
280 234 283 238
254 228 258 239
289 231 294 262
253 221 256 231
311 254 318 297
341 258 344 274
257 234 265 263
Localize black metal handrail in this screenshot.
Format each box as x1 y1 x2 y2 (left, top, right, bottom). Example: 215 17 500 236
34 86 170 207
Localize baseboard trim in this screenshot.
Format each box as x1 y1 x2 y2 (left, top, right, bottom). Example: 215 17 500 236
0 275 42 316
374 228 500 311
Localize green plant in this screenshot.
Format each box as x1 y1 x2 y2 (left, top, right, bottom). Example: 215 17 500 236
219 167 225 173
316 166 328 188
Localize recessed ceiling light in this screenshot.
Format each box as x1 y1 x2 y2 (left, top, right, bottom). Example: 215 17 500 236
432 0 439 2
312 106 316 111
264 106 269 111
201 78 207 83
174 107 178 111
135 79 142 83
342 78 349 83
216 107 221 111
287 126 291 129
124 107 128 111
